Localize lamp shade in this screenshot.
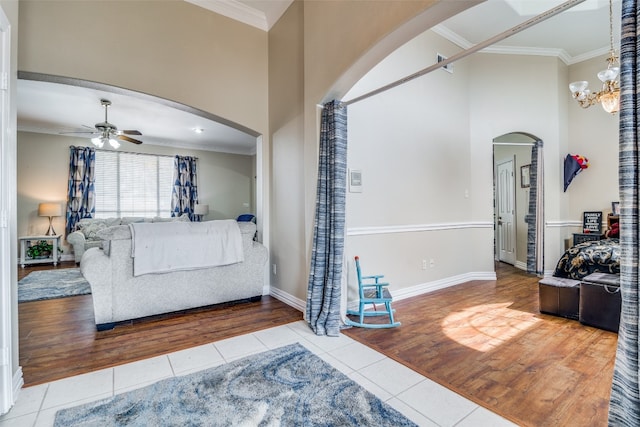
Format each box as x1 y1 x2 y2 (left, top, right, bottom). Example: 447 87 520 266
38 203 62 217
194 204 209 215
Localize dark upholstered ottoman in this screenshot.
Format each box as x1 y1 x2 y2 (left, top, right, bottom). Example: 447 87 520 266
538 277 581 320
579 273 621 333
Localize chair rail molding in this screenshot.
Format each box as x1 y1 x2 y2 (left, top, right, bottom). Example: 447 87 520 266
347 221 493 236
546 220 584 228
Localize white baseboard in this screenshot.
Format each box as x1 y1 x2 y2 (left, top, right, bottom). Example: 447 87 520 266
514 261 527 271
269 271 497 313
269 287 305 312
12 367 23 408
392 271 497 301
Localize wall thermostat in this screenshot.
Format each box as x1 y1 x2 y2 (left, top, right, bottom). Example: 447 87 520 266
349 169 363 193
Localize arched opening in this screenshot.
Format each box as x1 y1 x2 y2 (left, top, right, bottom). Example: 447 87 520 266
493 132 543 275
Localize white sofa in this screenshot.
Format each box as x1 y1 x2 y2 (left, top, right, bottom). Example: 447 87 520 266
67 215 190 263
80 221 268 330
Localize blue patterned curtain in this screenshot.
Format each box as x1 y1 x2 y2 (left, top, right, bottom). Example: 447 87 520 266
65 146 96 235
609 1 640 424
171 155 198 221
306 100 348 337
526 140 544 275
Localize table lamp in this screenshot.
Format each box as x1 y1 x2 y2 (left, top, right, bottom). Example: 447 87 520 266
38 203 62 235
194 204 209 222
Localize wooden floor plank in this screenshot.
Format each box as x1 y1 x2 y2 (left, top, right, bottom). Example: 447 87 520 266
18 262 303 386
343 262 617 427
18 261 616 427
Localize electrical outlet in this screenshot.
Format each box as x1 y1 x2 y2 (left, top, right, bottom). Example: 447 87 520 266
272 264 277 275
430 259 435 268
422 259 427 270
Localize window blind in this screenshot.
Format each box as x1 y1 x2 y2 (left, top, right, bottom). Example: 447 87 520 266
94 151 173 219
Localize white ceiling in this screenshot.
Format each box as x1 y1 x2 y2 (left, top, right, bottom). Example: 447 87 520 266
17 78 258 155
16 0 619 154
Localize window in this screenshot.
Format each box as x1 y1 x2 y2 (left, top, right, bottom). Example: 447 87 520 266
94 151 174 218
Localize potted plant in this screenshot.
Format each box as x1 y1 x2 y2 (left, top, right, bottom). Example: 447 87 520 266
26 240 62 259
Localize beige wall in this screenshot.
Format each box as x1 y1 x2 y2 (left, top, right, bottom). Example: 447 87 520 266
567 55 620 228
17 132 254 256
268 0 477 303
469 54 569 273
18 1 268 136
345 28 478 292
268 1 305 299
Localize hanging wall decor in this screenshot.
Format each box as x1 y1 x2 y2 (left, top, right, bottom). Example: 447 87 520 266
563 154 590 192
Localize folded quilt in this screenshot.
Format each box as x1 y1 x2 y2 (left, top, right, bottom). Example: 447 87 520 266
129 220 244 276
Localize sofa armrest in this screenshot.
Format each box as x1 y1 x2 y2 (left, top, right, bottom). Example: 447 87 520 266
67 231 87 263
80 247 113 325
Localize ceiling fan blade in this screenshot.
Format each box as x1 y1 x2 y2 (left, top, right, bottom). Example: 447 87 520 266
59 124 99 135
120 130 142 136
59 130 98 135
117 134 143 145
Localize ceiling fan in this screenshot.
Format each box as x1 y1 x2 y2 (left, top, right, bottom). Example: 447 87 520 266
64 98 143 149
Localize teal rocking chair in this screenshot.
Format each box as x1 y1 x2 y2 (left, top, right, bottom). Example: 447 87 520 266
345 256 400 329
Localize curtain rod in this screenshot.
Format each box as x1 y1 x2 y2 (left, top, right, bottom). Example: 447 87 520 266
343 0 585 106
89 147 198 160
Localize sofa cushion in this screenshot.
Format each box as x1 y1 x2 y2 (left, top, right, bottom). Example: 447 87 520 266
120 217 149 225
97 225 131 241
152 214 190 223
77 218 121 241
97 214 193 244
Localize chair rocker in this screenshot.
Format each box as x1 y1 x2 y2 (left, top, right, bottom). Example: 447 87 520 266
345 256 400 329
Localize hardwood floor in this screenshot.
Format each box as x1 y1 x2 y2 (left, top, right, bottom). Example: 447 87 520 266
18 261 617 426
18 262 303 387
343 262 617 427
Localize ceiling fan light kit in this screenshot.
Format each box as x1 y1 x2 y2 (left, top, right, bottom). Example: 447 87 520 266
569 0 620 114
64 98 143 149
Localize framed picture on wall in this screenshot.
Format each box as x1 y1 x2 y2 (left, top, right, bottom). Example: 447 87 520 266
612 201 620 215
520 164 531 188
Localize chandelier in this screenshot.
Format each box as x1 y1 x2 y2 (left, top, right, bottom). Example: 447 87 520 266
568 0 620 114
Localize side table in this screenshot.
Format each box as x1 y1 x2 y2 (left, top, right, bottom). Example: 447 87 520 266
19 235 62 268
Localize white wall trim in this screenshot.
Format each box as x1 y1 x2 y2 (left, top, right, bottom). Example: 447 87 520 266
347 221 493 236
546 220 582 228
0 4 14 414
269 287 305 313
185 0 268 31
270 271 497 315
11 367 22 401
392 271 497 301
514 260 527 271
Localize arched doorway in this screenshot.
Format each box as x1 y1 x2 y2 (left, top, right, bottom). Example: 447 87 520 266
493 132 543 275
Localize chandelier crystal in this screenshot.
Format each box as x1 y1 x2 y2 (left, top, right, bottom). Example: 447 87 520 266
568 0 620 114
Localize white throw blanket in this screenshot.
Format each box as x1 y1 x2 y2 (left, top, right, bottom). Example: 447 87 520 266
129 220 244 277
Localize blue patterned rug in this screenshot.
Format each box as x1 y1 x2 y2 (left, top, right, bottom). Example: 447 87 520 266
54 343 416 426
18 268 90 302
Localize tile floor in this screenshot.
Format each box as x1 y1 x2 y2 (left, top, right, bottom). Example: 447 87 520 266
0 321 517 427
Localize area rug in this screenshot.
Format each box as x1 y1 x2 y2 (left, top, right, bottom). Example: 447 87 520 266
18 268 90 302
54 343 416 426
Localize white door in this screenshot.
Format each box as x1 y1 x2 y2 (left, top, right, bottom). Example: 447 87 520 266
496 159 516 265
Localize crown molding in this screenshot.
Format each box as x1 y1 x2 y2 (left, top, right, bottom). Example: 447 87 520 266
185 0 268 31
432 24 604 66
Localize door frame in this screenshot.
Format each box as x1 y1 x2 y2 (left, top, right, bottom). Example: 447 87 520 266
0 3 16 414
493 132 541 272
